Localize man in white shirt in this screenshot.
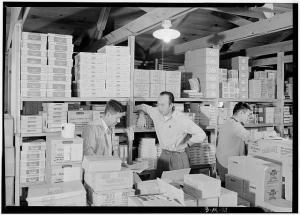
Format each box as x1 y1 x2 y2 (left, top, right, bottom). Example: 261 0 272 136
216 102 252 182
82 100 125 156
136 91 207 177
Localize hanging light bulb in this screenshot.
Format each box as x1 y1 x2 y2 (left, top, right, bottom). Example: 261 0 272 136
153 20 180 43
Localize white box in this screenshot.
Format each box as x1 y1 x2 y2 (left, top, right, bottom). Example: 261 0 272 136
185 65 219 74
47 74 72 82
21 73 48 81
185 48 219 67
22 32 47 42
48 58 73 67
43 103 68 112
47 90 71 98
5 147 15 177
5 177 14 206
82 156 122 172
231 56 249 70
68 111 93 122
184 174 221 198
47 82 71 90
20 174 45 184
97 46 130 55
27 181 86 206
106 73 131 81
22 48 47 58
21 80 47 89
49 163 82 183
47 50 73 59
225 174 244 197
46 136 83 165
20 167 45 176
22 139 46 151
165 70 181 85
228 156 247 179
22 64 48 75
21 159 46 169
249 80 262 98
166 84 181 98
134 83 150 98
21 56 47 65
197 197 219 207
48 42 74 52
48 33 73 44
21 115 42 123
21 40 47 51
21 150 45 161
219 187 238 207
150 83 166 98
84 168 133 192
75 52 106 64
4 114 14 147
48 66 72 75
150 70 166 84
75 72 106 81
74 64 106 71
134 69 150 83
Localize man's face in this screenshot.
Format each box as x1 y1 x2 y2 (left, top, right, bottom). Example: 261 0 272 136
240 109 252 124
157 95 173 116
106 112 124 127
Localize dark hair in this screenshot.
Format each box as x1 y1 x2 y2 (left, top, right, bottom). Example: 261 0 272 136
233 102 252 115
159 91 175 104
105 99 124 114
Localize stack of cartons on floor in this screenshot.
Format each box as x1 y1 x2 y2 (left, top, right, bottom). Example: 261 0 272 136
21 32 48 98
185 48 219 98
231 56 249 99
83 156 134 206
74 52 106 97
4 114 15 206
47 33 73 98
46 135 83 183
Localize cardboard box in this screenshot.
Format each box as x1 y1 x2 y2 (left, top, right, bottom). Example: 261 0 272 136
27 181 86 206
106 64 130 72
47 90 71 98
4 114 14 147
20 167 45 176
84 168 133 192
134 69 150 83
257 199 292 212
228 70 238 79
22 48 47 58
225 174 244 197
48 33 73 44
185 65 219 75
21 80 47 89
5 147 15 177
134 83 150 98
43 103 68 112
85 184 134 206
150 83 166 98
249 79 262 98
166 84 181 98
98 45 130 55
75 72 106 81
137 179 160 195
21 56 47 65
231 56 249 70
48 50 73 60
21 41 47 51
184 174 221 198
197 197 219 207
165 70 181 85
46 136 83 165
82 156 122 172
48 42 74 52
20 174 45 184
20 159 46 169
185 48 219 67
228 156 247 181
219 187 238 207
48 66 72 75
49 163 82 183
150 70 166 84
75 52 106 64
21 73 47 81
48 58 73 67
237 197 250 207
22 64 48 74
21 150 45 161
5 177 14 206
22 32 47 42
106 73 131 81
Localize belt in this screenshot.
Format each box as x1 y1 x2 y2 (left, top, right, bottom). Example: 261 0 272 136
162 149 185 154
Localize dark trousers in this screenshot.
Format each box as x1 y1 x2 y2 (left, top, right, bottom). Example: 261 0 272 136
156 149 190 178
216 159 228 185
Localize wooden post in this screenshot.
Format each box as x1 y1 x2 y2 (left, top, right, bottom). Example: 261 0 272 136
14 135 21 206
127 36 135 165
275 52 285 136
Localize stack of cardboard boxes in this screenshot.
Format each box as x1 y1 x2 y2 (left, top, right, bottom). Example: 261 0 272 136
47 33 73 98
138 138 158 170
190 103 217 128
4 114 15 206
98 46 131 97
231 56 249 99
165 71 181 98
74 52 106 97
150 70 166 98
251 70 276 99
83 156 134 206
42 103 68 132
188 143 216 166
185 48 219 98
249 104 275 124
20 139 46 184
92 104 106 121
46 135 83 183
226 156 283 207
21 32 48 97
134 69 150 98
283 105 293 124
21 115 43 134
284 77 293 99
219 68 239 99
67 110 93 133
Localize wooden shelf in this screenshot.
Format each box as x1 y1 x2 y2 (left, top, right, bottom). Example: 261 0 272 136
134 128 156 133
218 98 277 103
134 97 216 102
21 97 130 102
244 123 279 128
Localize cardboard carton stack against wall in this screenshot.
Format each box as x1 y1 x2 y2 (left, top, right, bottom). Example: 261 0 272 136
231 56 249 99
41 103 68 132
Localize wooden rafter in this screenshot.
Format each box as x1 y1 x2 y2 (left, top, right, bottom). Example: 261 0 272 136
174 11 292 54
246 40 293 57
198 7 267 19
94 7 110 40
250 55 292 66
6 7 22 51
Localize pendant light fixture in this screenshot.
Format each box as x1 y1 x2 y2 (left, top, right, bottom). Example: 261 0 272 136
153 20 181 43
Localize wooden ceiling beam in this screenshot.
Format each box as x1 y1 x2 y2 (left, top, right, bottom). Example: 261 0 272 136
6 7 22 51
250 55 292 66
198 7 267 19
94 7 110 40
84 7 197 52
174 11 292 54
246 40 293 57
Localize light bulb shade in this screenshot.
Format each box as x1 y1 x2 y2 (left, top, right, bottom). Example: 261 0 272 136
153 28 180 42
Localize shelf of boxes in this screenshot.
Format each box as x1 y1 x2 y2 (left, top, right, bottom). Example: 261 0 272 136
21 97 130 102
218 98 277 103
243 123 280 128
284 123 293 127
134 128 156 133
